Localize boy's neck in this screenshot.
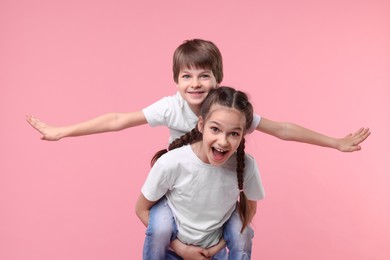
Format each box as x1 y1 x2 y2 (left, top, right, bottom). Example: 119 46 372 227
189 104 201 116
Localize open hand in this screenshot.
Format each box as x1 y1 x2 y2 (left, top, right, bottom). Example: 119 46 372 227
26 114 62 141
337 127 371 152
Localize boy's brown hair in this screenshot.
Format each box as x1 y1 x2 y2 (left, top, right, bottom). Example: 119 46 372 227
173 39 223 84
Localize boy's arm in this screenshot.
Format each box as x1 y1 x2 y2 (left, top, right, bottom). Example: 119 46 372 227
135 193 157 227
26 111 147 141
256 117 370 152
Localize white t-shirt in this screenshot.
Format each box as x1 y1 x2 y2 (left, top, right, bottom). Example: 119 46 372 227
141 145 265 248
142 92 261 143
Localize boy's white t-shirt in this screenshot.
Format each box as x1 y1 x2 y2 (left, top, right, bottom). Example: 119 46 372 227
141 145 265 248
142 92 261 143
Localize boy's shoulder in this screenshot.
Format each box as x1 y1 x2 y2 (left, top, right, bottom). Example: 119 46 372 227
143 92 185 112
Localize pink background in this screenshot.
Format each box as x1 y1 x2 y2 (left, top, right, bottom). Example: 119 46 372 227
1 0 389 259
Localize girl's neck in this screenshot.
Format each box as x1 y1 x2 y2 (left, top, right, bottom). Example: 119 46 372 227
190 142 208 164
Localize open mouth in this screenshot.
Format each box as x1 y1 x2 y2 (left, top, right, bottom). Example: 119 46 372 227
212 147 228 160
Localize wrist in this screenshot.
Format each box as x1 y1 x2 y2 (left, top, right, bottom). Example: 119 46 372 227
170 239 187 256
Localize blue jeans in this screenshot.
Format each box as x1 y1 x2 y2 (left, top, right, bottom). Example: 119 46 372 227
143 197 254 260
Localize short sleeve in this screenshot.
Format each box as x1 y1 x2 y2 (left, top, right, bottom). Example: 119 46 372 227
247 113 261 134
142 96 173 127
141 158 173 202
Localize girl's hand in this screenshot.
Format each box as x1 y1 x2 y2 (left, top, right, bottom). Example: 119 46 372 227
171 239 211 259
26 115 63 141
179 245 211 260
337 127 371 152
205 238 226 257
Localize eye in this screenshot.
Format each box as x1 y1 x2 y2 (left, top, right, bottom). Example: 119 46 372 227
200 74 210 79
210 127 219 133
230 132 241 137
182 74 191 79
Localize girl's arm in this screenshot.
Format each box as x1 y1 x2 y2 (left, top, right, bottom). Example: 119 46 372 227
136 195 212 259
257 117 370 152
248 200 257 223
171 201 258 258
135 193 157 227
26 111 147 141
171 240 212 259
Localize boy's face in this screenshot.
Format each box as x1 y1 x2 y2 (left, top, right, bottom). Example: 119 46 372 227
176 67 218 113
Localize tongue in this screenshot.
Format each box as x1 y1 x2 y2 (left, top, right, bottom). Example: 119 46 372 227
213 149 225 160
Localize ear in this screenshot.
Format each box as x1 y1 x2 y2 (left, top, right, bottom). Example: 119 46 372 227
197 116 204 133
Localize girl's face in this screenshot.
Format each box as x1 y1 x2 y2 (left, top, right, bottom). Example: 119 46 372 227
194 104 246 166
176 67 218 115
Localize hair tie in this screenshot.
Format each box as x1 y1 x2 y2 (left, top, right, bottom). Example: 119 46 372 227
239 189 244 193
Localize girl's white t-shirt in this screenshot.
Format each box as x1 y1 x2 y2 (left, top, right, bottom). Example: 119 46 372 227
142 92 261 143
141 145 265 248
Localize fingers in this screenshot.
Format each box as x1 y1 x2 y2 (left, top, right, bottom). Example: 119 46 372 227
353 127 371 145
26 114 41 128
201 249 210 258
26 114 46 139
340 127 370 152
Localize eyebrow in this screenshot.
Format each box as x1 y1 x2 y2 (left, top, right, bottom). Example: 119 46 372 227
181 69 212 74
209 121 243 132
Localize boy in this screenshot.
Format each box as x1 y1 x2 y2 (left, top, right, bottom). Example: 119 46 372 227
26 39 369 150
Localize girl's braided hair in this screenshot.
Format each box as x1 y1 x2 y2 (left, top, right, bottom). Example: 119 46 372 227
151 86 253 232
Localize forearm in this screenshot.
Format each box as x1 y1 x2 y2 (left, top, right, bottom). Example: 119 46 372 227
136 209 149 227
280 123 338 149
257 118 370 152
62 113 121 138
62 112 147 139
170 239 187 256
171 239 219 258
135 194 155 227
257 118 338 149
206 238 226 256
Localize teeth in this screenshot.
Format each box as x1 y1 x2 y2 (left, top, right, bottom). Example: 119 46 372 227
214 148 227 153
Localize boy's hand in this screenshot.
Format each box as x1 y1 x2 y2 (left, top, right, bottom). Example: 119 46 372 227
337 127 371 152
26 115 62 141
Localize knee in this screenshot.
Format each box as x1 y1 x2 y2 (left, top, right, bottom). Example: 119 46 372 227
146 216 174 237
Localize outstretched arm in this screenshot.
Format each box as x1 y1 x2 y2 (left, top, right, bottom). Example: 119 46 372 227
257 117 370 152
26 111 147 141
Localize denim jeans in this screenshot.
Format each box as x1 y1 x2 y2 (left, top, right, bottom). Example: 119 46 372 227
143 197 253 260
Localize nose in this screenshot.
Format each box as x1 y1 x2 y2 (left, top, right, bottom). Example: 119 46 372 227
190 78 201 88
217 134 228 147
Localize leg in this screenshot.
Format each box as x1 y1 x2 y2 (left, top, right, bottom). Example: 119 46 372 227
223 205 254 260
143 197 177 260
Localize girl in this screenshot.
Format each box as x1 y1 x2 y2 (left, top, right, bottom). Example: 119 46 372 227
136 86 265 259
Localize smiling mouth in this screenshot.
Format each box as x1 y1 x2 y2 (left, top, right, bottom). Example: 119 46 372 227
212 147 228 160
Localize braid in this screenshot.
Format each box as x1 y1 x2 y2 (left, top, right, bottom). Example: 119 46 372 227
236 138 250 233
150 127 202 166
